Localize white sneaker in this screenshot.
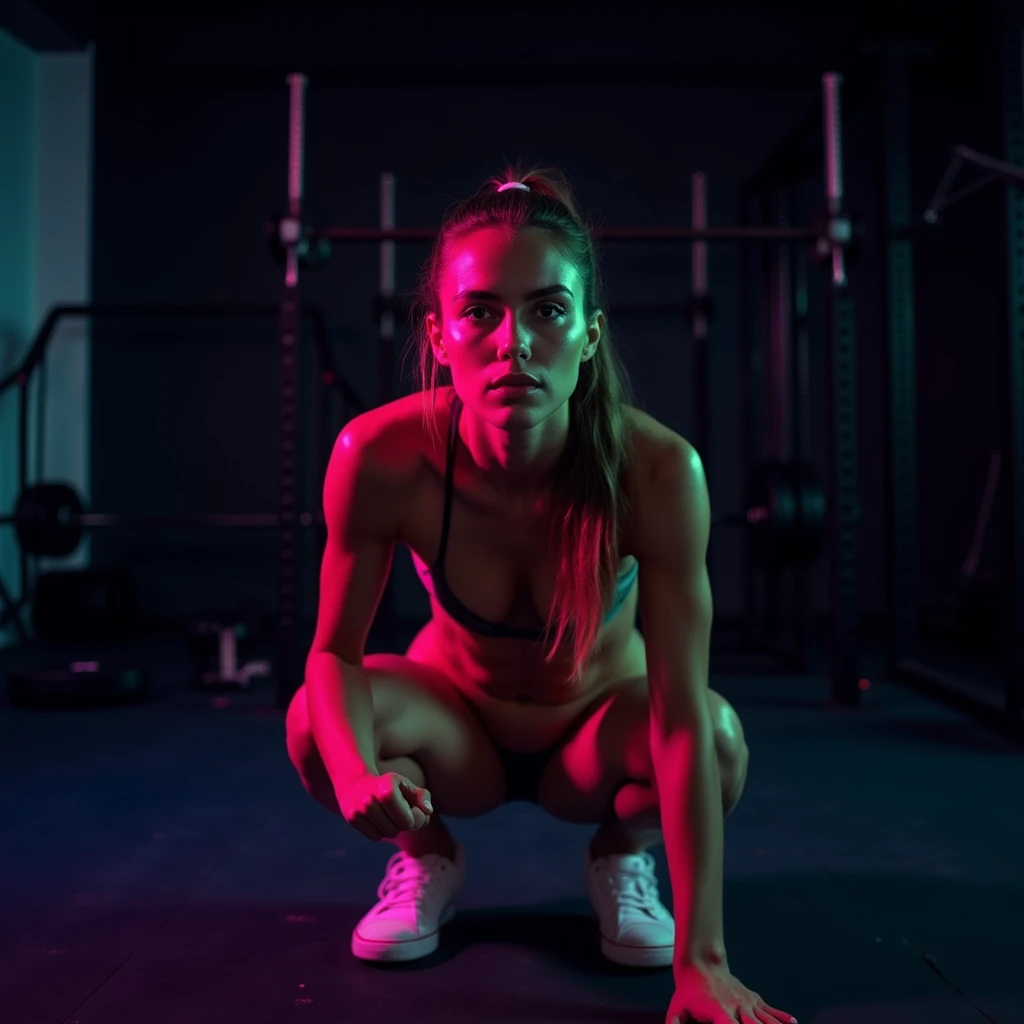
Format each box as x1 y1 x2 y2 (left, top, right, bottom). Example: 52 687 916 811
585 848 675 968
350 844 464 963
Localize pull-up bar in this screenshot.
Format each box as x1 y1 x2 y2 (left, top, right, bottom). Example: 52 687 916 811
271 71 854 285
269 70 861 711
924 144 1024 224
312 225 823 244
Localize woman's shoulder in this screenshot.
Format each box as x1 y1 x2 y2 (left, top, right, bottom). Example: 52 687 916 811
618 405 706 557
336 388 450 478
620 403 697 479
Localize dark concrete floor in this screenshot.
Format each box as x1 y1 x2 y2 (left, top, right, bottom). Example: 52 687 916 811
0 629 1021 1024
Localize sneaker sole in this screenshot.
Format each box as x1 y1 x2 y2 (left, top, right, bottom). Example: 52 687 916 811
591 907 673 969
351 903 457 963
599 934 674 969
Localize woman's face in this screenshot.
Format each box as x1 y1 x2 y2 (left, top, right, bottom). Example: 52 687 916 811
426 226 604 430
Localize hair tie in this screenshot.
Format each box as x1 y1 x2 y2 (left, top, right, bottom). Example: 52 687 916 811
497 181 531 193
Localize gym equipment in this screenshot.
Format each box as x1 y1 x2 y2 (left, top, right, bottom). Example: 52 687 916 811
739 460 826 569
952 452 1004 653
882 0 1024 742
266 215 830 266
5 660 150 709
1 482 322 558
188 606 271 689
271 69 856 708
14 483 84 557
0 299 367 681
923 144 1024 226
266 213 333 268
3 471 825 570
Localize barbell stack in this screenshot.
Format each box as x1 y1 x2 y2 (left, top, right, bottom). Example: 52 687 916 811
1 468 826 570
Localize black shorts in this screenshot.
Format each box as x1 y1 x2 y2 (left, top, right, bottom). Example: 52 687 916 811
498 746 558 803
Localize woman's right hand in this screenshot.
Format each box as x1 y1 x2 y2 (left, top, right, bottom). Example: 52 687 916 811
336 771 434 841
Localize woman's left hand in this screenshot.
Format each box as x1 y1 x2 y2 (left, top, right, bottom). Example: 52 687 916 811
666 963 796 1024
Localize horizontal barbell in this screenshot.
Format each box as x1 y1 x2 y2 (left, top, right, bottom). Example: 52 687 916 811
2 468 825 569
267 214 859 269
314 225 824 244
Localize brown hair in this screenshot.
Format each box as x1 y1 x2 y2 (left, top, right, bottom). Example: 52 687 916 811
408 164 634 682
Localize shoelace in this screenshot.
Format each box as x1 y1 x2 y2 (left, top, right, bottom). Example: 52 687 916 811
601 858 662 913
376 852 436 907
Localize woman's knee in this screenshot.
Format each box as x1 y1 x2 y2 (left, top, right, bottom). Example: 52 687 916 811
283 661 409 783
712 698 749 785
709 694 749 813
285 683 314 768
284 683 340 812
287 658 505 819
361 655 506 817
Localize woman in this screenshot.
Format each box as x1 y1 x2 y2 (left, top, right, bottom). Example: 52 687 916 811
286 168 795 1024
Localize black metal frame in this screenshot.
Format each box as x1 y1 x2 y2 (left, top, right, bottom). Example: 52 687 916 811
736 84 862 699
731 185 809 671
94 62 846 96
882 3 1024 741
0 302 364 652
275 72 862 710
314 225 823 244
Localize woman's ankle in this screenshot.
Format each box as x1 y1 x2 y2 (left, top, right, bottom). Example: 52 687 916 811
392 816 458 860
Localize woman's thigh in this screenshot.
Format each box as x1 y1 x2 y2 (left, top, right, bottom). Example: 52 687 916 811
286 653 506 819
536 678 744 823
534 677 652 823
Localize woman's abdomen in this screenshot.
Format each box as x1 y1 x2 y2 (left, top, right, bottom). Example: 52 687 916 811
403 617 647 753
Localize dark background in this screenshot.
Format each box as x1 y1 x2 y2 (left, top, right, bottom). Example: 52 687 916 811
13 2 1016 639
2 10 1022 1024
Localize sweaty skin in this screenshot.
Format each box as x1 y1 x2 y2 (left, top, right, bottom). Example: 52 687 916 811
394 384 663 752
307 218 792 1024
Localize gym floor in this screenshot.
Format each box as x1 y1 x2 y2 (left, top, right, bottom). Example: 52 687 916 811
0 626 1021 1024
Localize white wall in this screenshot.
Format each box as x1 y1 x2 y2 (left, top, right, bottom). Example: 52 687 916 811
0 33 93 645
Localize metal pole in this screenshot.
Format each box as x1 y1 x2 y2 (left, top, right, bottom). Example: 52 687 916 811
690 172 714 593
314 225 822 244
17 376 29 627
821 71 861 706
792 241 812 462
737 191 759 648
691 172 710 474
278 72 307 709
767 190 793 460
791 227 813 665
758 192 782 650
880 49 920 679
377 172 398 639
769 188 795 658
951 144 1024 184
0 512 322 530
379 172 397 403
998 0 1024 727
285 74 306 286
822 73 849 289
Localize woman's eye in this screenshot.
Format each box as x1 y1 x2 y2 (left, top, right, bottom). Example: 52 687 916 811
462 304 567 321
538 303 568 319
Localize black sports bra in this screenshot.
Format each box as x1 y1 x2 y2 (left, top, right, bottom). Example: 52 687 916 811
428 395 638 640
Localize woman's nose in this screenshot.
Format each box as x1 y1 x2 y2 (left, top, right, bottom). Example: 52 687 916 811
497 317 532 360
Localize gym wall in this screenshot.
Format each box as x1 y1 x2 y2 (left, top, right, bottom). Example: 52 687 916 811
0 30 36 648
0 33 94 648
87 11 852 633
6 10 1007 649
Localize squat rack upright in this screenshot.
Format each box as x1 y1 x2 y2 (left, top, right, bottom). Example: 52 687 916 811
272 72 860 712
878 0 1024 741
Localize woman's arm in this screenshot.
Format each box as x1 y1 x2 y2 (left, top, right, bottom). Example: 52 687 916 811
633 437 723 971
306 415 408 791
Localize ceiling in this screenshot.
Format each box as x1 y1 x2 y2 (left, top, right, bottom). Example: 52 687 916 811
0 1 981 53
